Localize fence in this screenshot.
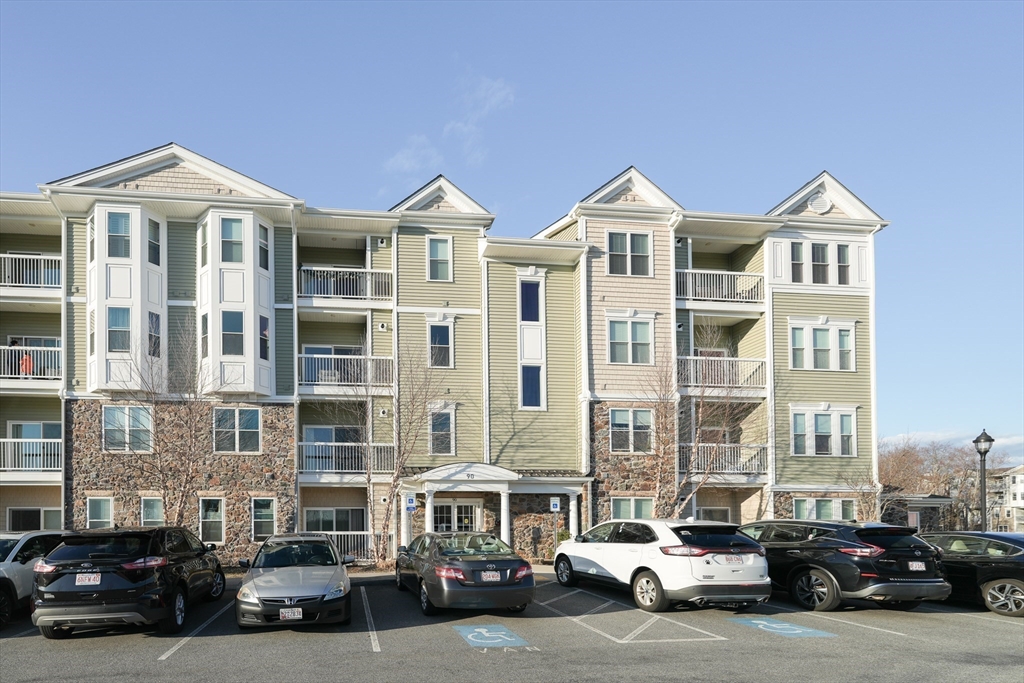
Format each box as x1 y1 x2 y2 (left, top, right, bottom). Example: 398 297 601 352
298 267 392 300
0 439 63 471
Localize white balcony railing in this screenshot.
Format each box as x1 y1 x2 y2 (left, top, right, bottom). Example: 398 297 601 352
0 254 61 289
680 443 768 474
298 443 396 473
677 356 766 389
298 267 392 300
0 347 62 380
676 269 764 303
320 531 394 561
0 439 63 471
297 355 393 387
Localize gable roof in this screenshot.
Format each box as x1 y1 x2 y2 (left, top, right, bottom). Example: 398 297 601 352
47 143 294 200
388 174 489 214
579 166 683 210
767 170 883 221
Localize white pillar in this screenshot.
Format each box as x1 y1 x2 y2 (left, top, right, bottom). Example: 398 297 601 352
425 490 435 533
400 492 411 547
500 490 511 544
569 493 579 538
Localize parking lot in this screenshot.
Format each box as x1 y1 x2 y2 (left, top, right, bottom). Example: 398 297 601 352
2 569 1022 683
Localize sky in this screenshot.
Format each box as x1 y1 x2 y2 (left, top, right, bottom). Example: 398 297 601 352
1 1 1021 464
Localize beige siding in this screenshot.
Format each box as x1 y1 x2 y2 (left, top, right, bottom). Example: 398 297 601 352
548 222 578 242
298 246 364 267
167 222 197 299
587 220 674 393
789 198 850 219
0 311 61 341
274 311 294 395
0 233 61 254
0 396 62 437
734 317 766 359
370 237 391 270
299 486 366 509
66 219 87 296
66 303 86 390
395 228 481 309
371 396 393 443
102 163 246 197
371 311 393 357
690 252 729 270
573 262 582 405
772 292 872 485
486 261 579 471
274 227 293 304
0 485 62 531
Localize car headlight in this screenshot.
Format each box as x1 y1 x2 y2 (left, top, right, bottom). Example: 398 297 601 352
236 583 260 604
324 583 346 601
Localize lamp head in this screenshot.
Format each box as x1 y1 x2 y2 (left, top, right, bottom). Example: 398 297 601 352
973 429 994 456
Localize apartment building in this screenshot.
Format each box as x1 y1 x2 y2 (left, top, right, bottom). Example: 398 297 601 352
0 144 886 562
990 465 1024 532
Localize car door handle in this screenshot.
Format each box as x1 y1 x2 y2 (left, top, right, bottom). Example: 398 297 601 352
786 550 801 556
627 549 639 553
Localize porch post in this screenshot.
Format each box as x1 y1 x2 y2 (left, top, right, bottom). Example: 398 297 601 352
569 493 579 538
400 492 411 547
499 489 511 544
425 490 434 533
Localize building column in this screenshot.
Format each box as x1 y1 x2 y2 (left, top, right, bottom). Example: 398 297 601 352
400 492 411 547
569 493 579 538
425 490 434 533
500 490 511 544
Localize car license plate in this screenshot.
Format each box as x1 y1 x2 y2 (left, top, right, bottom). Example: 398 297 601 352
908 561 926 571
481 571 501 582
723 555 743 565
75 573 101 586
279 608 302 620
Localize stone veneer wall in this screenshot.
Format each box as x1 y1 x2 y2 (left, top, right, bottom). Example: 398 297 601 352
65 399 295 565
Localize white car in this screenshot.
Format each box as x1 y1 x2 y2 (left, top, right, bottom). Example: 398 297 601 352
0 530 65 629
553 519 772 612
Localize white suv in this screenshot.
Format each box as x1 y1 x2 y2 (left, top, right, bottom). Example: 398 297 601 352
553 519 771 612
0 530 64 628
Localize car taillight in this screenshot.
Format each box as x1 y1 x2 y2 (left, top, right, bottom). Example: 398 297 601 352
435 566 466 580
121 556 169 570
515 565 533 580
661 545 709 557
33 560 57 573
839 544 884 558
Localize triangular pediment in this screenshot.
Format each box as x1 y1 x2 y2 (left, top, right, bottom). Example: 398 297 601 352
47 143 294 200
767 171 882 221
580 167 683 210
389 175 489 214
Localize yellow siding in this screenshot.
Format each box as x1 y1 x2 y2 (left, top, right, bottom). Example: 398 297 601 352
297 322 366 350
734 317 766 359
0 233 61 253
371 310 393 357
731 242 764 274
298 246 364 267
691 252 729 270
370 237 391 270
395 228 481 309
67 303 86 390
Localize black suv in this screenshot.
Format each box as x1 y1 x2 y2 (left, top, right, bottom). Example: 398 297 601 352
31 527 225 639
739 520 951 611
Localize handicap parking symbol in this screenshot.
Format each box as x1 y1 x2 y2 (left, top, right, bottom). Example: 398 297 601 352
453 624 529 648
728 617 836 638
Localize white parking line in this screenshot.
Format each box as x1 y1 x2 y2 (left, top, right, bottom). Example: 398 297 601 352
13 627 37 638
916 607 1024 626
158 601 234 661
769 604 910 637
541 589 582 605
621 616 659 643
360 586 380 653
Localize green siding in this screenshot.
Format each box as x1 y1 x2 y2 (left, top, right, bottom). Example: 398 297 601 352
676 311 691 356
691 252 729 270
274 227 293 304
274 311 294 395
772 292 872 485
0 396 62 437
298 401 364 431
167 222 197 299
735 317 765 359
167 306 195 393
675 235 689 269
0 311 61 341
297 246 364 268
0 233 61 254
395 228 481 309
66 303 86 390
66 219 87 296
298 322 366 349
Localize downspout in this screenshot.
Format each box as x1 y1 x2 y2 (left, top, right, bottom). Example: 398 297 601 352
43 188 69 529
480 254 491 464
391 225 400 551
290 203 300 533
668 212 682 501
576 211 592 527
868 223 883 518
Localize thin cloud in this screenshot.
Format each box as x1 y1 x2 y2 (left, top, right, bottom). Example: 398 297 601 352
383 135 443 175
443 76 515 166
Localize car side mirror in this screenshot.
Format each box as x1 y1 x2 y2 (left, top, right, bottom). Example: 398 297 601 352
575 535 586 543
238 559 251 569
206 543 217 552
396 545 408 555
342 555 356 566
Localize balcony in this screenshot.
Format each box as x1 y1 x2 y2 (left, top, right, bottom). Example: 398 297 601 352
680 443 768 475
0 254 61 290
298 443 396 473
0 439 63 482
676 269 764 309
297 355 393 395
0 346 62 394
298 267 392 302
677 356 766 393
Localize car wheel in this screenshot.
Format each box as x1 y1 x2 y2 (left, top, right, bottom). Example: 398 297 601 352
555 556 578 587
790 569 841 611
506 604 528 613
39 625 73 640
204 570 226 602
878 600 922 611
983 579 1024 617
158 586 187 634
396 565 408 591
419 582 438 616
632 571 670 612
0 587 13 630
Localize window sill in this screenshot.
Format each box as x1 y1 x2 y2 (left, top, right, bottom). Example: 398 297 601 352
789 368 857 373
789 454 858 458
604 272 655 279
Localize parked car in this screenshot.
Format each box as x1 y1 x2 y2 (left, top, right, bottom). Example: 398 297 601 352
396 532 534 615
32 527 225 639
0 530 65 629
236 533 355 628
738 520 951 611
919 531 1024 617
554 519 771 612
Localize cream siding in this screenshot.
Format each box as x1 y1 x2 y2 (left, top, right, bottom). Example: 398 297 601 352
273 227 293 304
0 485 62 532
690 252 729 271
734 317 766 359
789 199 850 219
731 242 764 274
548 222 579 242
395 228 481 309
0 396 62 437
371 396 393 443
370 238 392 270
167 222 197 299
371 311 393 357
101 163 247 196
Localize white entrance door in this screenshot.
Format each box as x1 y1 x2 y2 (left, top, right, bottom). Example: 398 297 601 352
433 504 476 532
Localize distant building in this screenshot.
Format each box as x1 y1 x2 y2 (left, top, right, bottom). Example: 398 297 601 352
989 464 1024 532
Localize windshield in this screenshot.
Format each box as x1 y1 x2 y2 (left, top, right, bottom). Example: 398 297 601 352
855 528 929 549
0 539 18 562
438 534 514 556
47 534 152 561
253 540 338 568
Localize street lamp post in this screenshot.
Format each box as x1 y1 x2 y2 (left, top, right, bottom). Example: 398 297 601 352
973 430 995 532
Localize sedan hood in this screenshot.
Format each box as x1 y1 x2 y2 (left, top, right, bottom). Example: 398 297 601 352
244 566 342 598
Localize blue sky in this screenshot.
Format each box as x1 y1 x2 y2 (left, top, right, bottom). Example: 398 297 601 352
1 2 1021 463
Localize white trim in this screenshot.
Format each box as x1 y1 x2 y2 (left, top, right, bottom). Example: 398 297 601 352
101 405 153 453
86 496 114 529
212 406 262 454
426 235 453 282
792 497 857 521
140 496 164 527
604 229 654 278
608 407 653 454
603 308 657 320
787 319 858 372
251 497 277 542
606 317 654 366
198 497 226 545
426 320 454 369
767 171 883 222
428 406 456 456
789 405 859 457
608 496 656 520
517 268 547 411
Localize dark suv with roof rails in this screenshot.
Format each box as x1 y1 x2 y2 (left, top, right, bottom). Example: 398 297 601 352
738 520 951 611
31 527 225 639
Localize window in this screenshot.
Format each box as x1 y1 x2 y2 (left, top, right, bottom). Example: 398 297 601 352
7 508 61 531
607 232 650 276
792 414 807 455
811 243 829 284
103 406 152 452
199 498 224 544
214 407 261 452
520 280 540 322
697 508 730 523
430 410 453 455
88 218 95 263
814 414 831 455
521 365 542 408
258 225 269 270
791 407 856 456
428 324 451 368
608 320 651 364
141 498 164 527
222 311 243 356
305 508 366 532
840 414 853 456
148 312 160 358
791 328 805 369
107 212 130 258
427 237 451 281
812 328 830 369
793 498 855 521
252 498 275 541
200 222 208 267
221 218 243 263
433 503 477 532
611 497 654 520
108 307 130 353
148 219 160 266
201 314 209 358
259 316 270 361
89 311 95 355
610 409 652 453
838 330 852 370
87 497 113 529
837 244 850 285
791 242 804 283
789 321 856 371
